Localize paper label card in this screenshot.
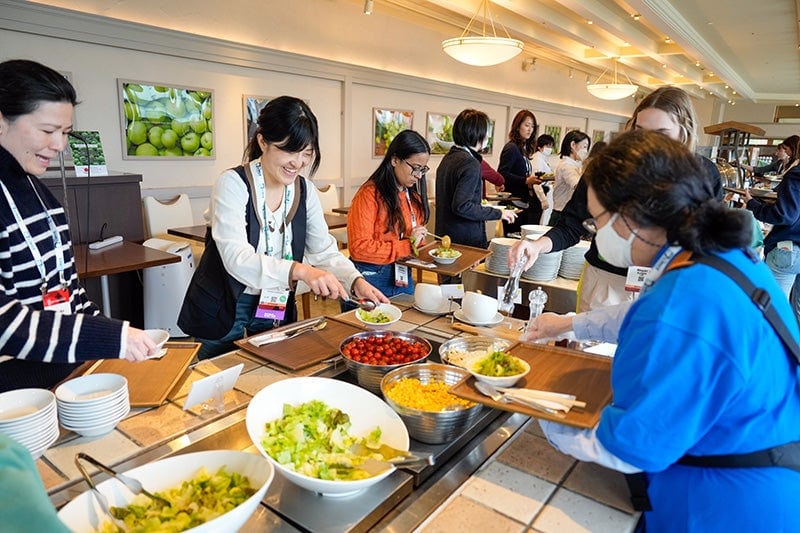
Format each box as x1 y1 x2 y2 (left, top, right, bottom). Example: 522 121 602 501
67 131 108 177
625 266 650 293
440 284 465 299
183 363 243 411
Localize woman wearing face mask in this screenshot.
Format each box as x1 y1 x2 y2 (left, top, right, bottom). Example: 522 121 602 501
178 96 387 359
509 86 723 320
549 130 590 226
529 134 555 221
346 130 430 299
498 110 545 232
536 129 800 532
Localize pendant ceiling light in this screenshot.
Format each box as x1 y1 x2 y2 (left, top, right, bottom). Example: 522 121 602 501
442 0 523 67
587 59 638 100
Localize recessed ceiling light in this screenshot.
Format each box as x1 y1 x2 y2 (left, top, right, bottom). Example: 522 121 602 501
631 13 641 21
587 20 593 25
695 61 701 67
665 37 672 43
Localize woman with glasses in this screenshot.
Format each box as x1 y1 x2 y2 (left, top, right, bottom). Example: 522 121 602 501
537 129 800 532
436 109 517 250
179 96 387 359
346 130 431 299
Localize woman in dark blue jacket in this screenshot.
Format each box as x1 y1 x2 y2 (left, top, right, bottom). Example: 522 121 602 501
498 109 544 233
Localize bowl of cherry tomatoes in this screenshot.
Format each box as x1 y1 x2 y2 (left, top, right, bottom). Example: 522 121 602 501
339 331 432 394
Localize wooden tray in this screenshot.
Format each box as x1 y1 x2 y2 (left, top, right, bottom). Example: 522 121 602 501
83 342 200 407
236 317 364 370
449 343 612 428
398 242 492 278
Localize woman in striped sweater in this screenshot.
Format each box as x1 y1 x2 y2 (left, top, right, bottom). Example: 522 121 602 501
0 60 156 392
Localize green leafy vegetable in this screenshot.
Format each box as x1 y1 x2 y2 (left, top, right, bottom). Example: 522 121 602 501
357 309 391 323
473 351 526 377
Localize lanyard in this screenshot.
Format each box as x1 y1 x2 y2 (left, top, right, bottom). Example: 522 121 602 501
403 188 417 228
0 178 67 294
253 162 293 260
640 245 683 294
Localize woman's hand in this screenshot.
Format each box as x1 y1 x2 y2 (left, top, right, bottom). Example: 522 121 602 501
125 327 158 362
500 209 518 224
292 263 350 300
743 187 752 203
520 313 574 342
525 175 543 186
507 237 552 270
352 277 390 304
410 225 428 246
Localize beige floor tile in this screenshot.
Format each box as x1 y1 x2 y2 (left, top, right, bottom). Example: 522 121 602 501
496 431 576 484
462 461 557 524
234 366 290 396
116 402 199 448
44 429 141 481
563 462 635 515
533 488 640 533
419 495 527 533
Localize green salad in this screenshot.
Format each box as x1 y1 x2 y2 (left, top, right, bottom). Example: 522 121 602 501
433 247 460 258
474 351 526 377
261 400 383 481
98 467 255 532
358 308 391 323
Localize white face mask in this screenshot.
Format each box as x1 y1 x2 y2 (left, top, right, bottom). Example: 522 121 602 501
542 147 553 156
595 213 636 268
577 148 589 161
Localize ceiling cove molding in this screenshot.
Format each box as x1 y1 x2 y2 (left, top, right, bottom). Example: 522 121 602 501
632 0 754 100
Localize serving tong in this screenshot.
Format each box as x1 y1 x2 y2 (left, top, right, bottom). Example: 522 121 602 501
248 317 328 347
75 453 171 530
498 254 526 314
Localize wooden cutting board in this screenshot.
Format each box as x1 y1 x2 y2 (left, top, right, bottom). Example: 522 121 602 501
449 342 612 428
83 342 200 407
236 317 364 370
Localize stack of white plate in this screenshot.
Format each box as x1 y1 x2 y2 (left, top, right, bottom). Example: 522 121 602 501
520 224 551 239
486 237 519 275
0 388 59 459
559 240 591 280
55 374 130 438
521 250 563 281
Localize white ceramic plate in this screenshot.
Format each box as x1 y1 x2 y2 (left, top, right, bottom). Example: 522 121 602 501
413 301 460 316
453 309 504 326
355 303 402 328
245 376 409 497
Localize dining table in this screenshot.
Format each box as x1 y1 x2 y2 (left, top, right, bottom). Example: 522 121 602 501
167 213 349 244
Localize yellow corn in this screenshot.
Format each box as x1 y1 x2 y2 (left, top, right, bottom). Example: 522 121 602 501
385 377 475 412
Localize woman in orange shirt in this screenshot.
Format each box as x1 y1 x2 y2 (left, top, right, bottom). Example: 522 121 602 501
347 130 430 298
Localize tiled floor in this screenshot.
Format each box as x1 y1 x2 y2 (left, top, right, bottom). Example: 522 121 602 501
299 277 641 533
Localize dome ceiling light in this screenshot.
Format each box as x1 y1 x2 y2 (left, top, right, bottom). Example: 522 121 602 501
442 0 523 67
587 59 638 100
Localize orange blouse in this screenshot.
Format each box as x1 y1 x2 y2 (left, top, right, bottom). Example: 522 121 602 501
347 181 427 265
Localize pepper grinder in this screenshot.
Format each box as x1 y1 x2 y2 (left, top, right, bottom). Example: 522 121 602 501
524 286 548 339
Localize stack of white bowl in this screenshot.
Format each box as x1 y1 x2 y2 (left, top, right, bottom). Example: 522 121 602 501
486 237 519 275
55 374 130 438
559 240 591 280
520 224 551 240
0 388 59 459
521 250 563 281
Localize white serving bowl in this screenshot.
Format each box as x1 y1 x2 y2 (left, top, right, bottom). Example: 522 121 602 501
355 303 402 329
461 291 499 324
429 248 462 265
439 336 514 367
246 376 409 497
55 374 128 405
0 388 56 425
414 283 444 311
466 353 531 388
57 450 274 533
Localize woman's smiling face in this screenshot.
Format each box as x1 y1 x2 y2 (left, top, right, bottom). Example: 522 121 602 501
0 101 73 176
258 135 314 187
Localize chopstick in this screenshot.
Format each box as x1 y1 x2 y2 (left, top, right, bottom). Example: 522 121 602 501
498 387 587 409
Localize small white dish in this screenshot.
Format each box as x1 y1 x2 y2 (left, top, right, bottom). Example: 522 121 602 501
453 309 504 326
463 352 531 388
355 303 402 328
144 329 169 350
429 249 462 265
413 301 460 316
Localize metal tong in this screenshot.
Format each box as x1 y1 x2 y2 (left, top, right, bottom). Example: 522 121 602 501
499 254 526 313
75 453 171 511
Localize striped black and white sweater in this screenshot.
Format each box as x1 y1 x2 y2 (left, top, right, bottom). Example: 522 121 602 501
0 146 127 370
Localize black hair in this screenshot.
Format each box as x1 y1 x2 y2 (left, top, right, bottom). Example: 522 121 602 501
509 109 538 157
244 95 321 175
536 134 555 149
0 59 78 119
452 109 489 148
368 129 430 235
559 130 590 158
583 129 751 255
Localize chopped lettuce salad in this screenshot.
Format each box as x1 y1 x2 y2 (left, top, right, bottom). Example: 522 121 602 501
261 400 383 481
357 308 391 323
433 247 460 258
474 351 526 377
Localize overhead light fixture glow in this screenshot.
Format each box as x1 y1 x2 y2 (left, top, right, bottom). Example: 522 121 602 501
442 0 523 67
364 0 373 15
587 59 638 100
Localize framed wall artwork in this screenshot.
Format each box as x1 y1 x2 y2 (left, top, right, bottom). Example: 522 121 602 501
374 108 413 157
592 130 606 144
566 125 581 135
118 79 215 160
243 95 272 146
479 119 495 155
426 112 455 155
544 125 562 148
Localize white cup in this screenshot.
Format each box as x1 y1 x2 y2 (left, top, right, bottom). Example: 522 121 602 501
461 291 498 323
414 283 443 310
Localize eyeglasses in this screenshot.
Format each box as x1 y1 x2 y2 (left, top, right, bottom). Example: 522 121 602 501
403 159 429 178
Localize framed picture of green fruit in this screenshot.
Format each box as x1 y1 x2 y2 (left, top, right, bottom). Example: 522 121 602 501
243 95 272 146
479 119 495 155
426 112 455 155
373 108 413 158
118 79 215 159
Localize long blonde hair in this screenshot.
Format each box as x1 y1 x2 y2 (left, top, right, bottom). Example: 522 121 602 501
628 86 698 151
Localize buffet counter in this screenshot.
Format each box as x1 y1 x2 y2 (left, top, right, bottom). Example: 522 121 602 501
42 295 532 532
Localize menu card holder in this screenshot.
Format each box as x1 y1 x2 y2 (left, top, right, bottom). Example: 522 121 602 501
183 363 243 413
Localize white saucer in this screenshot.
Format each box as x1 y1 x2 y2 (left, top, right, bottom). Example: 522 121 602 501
413 301 461 316
453 309 504 326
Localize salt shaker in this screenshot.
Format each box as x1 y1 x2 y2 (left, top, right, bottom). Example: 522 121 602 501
524 286 548 338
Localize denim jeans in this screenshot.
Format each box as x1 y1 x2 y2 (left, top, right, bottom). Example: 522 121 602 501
765 245 800 323
342 260 414 312
195 293 288 359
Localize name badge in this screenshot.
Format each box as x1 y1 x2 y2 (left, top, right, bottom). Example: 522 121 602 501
255 288 290 321
625 266 651 293
43 287 71 314
394 264 409 288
